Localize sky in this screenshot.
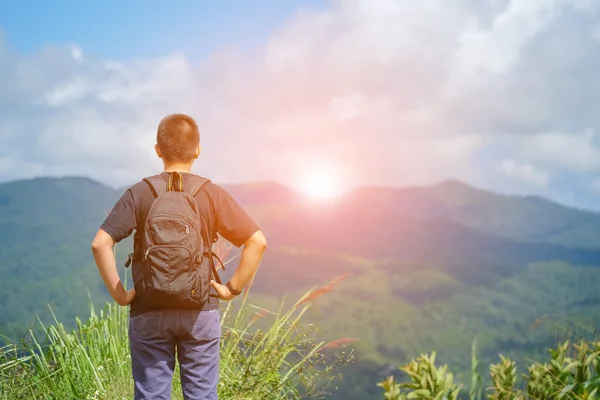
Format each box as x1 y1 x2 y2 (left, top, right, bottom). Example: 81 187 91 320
1 0 600 210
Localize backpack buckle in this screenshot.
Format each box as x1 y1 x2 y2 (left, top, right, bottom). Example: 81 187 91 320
124 253 133 268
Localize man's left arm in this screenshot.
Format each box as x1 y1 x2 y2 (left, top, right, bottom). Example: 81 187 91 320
92 189 137 306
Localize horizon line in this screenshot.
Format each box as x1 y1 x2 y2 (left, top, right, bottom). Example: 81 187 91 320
1 173 598 214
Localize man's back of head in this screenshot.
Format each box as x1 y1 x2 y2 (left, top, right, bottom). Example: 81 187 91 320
156 113 201 166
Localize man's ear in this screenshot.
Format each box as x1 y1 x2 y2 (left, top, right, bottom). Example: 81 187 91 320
194 145 201 159
155 144 162 158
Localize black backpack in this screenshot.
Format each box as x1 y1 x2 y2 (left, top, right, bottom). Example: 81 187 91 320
126 173 223 305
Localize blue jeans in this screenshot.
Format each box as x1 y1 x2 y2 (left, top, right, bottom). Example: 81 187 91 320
128 309 221 400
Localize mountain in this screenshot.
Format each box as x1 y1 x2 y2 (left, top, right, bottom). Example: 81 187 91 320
345 179 600 249
1 176 600 399
0 177 118 338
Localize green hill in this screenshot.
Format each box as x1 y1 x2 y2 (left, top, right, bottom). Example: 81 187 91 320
0 177 120 339
346 179 600 249
1 176 600 399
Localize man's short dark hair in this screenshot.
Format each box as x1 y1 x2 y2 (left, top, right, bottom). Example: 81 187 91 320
156 114 200 163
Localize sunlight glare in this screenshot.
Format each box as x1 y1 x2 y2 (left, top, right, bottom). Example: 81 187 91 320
300 162 342 200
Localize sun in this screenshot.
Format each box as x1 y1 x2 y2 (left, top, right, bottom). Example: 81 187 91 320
305 175 336 199
298 162 342 200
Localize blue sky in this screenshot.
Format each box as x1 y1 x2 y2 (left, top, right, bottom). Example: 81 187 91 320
1 0 600 211
0 0 326 60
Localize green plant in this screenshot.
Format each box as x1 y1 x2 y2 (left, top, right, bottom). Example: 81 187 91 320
469 339 483 400
523 340 600 400
0 300 132 400
378 338 600 400
216 273 355 399
377 352 461 399
488 355 523 400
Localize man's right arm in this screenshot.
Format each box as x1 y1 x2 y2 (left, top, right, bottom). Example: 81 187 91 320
93 189 137 305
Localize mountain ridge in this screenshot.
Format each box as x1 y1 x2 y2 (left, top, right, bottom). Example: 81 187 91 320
3 176 599 251
4 175 599 215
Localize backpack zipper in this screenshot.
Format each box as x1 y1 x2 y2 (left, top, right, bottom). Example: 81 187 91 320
144 245 195 263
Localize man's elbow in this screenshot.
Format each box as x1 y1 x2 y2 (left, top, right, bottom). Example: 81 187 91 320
247 230 267 251
91 239 104 254
92 230 114 253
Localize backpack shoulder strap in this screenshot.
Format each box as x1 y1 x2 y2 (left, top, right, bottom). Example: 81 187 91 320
186 175 220 282
143 175 168 198
208 250 225 284
185 176 211 198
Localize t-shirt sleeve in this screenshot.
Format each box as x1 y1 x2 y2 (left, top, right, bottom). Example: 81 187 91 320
213 186 261 248
100 189 137 243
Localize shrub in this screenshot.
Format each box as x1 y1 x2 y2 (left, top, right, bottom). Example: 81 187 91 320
378 339 600 400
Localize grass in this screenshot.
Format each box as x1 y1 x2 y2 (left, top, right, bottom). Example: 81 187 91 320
0 245 355 399
0 286 354 399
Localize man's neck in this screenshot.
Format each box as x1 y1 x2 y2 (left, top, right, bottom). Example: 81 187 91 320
164 164 193 173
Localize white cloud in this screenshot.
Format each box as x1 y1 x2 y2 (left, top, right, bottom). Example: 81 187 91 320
454 1 564 77
517 129 600 172
499 159 549 188
432 135 488 160
1 0 600 204
592 24 600 42
328 93 365 120
0 157 11 174
43 76 88 106
592 177 600 195
70 45 84 63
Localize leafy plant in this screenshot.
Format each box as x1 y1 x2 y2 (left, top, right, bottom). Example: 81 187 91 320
377 352 461 399
378 338 600 400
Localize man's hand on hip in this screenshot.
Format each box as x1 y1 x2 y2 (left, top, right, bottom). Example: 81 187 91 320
210 280 237 301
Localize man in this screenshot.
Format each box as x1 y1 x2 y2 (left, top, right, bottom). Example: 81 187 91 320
91 113 267 400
